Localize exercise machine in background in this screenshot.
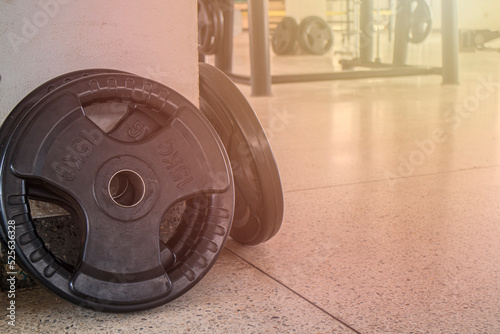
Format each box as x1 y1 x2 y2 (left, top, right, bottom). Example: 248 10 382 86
198 0 459 96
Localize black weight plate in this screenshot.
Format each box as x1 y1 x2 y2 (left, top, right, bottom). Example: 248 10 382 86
199 63 284 245
298 16 334 55
408 0 432 44
0 69 127 244
198 0 224 55
198 0 213 54
272 17 299 55
0 72 235 312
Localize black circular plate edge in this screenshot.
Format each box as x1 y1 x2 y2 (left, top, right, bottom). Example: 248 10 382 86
198 62 284 245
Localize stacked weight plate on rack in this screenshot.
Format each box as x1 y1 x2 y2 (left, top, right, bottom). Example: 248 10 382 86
0 65 283 312
199 63 284 245
272 16 334 55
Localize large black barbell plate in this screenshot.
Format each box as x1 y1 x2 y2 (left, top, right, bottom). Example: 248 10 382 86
408 0 432 44
0 72 234 312
272 17 299 55
298 16 334 55
199 63 284 246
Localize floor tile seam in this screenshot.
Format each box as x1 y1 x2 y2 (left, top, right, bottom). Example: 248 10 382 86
224 248 363 334
283 165 500 194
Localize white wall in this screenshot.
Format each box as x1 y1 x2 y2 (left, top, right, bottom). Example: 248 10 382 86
457 0 500 30
428 0 500 31
0 0 198 126
286 0 328 21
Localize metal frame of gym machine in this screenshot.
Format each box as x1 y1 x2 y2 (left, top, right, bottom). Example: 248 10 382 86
213 0 459 96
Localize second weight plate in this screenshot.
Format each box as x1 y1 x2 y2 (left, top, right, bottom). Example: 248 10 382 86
199 63 284 245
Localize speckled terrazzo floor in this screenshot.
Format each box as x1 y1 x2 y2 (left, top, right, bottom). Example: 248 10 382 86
2 32 500 333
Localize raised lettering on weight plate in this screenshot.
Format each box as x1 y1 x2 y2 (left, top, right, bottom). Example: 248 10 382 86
127 120 150 142
157 140 193 189
52 129 103 182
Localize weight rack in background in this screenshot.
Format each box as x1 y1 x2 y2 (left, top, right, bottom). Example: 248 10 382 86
212 0 459 96
329 0 397 58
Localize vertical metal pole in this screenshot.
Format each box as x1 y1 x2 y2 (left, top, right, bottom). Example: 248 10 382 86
359 0 374 63
248 0 272 96
346 0 351 40
393 0 410 66
375 0 381 62
441 0 459 84
353 0 360 58
215 0 234 74
388 0 394 41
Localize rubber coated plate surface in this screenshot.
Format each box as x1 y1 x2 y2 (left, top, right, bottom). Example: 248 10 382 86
272 17 299 55
298 16 333 55
408 0 432 44
0 72 234 312
199 63 284 245
0 69 126 244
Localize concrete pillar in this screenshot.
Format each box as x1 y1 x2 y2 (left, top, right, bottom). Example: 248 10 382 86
0 0 198 125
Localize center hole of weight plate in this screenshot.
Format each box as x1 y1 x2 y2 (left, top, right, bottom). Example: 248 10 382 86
108 170 146 208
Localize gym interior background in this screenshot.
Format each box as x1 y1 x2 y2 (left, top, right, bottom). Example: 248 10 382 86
1 0 499 333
